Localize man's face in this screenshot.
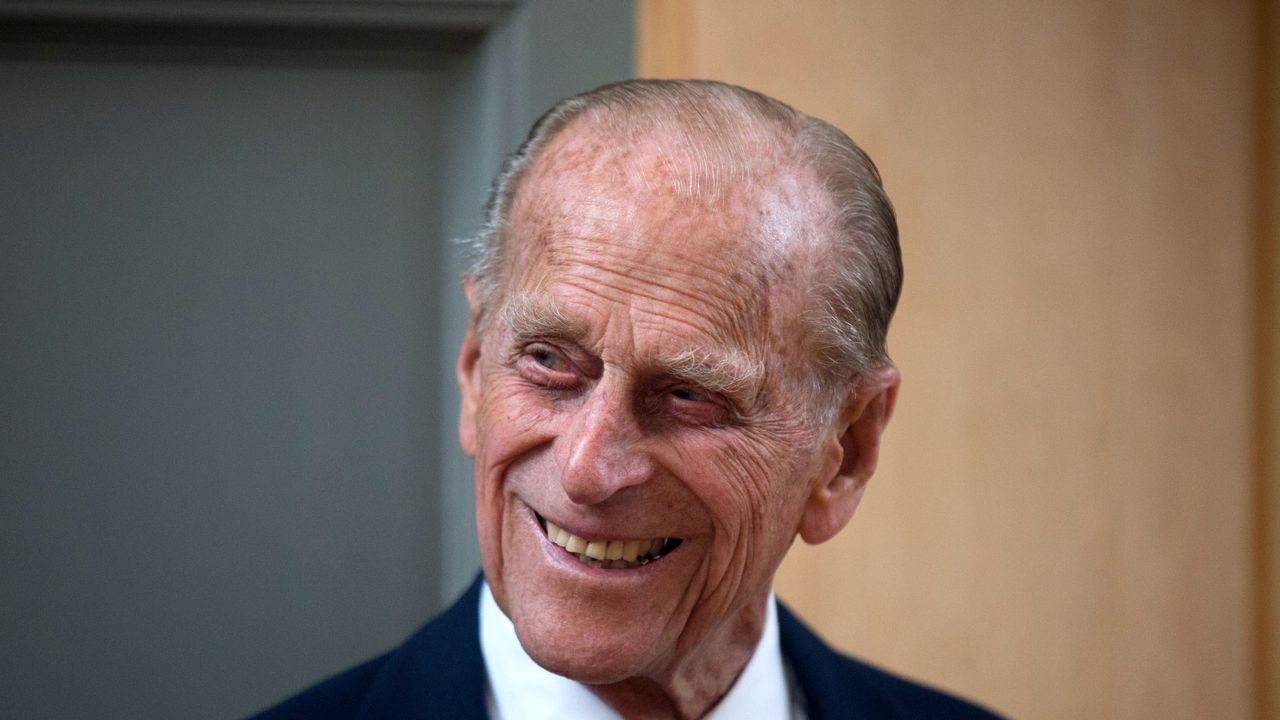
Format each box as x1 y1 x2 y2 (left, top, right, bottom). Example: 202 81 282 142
458 123 843 685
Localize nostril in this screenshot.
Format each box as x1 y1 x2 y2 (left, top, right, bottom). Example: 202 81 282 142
558 393 656 505
560 449 655 505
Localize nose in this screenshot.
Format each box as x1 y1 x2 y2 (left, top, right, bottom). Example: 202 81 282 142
556 382 654 506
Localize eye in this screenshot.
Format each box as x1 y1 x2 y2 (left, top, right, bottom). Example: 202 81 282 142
517 342 579 388
531 347 565 371
664 385 728 425
671 387 705 402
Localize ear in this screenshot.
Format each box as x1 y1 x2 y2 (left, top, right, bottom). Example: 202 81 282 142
798 365 900 545
456 277 483 457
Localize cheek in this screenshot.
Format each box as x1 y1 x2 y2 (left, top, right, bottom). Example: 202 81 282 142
474 380 561 463
685 430 812 549
473 382 570 549
473 381 559 544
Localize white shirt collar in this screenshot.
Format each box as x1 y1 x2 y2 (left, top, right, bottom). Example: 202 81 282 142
479 581 801 719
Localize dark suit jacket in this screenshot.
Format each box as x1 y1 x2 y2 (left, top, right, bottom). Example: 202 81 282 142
249 578 1001 719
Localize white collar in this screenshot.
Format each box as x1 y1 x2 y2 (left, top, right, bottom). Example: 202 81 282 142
479 581 799 719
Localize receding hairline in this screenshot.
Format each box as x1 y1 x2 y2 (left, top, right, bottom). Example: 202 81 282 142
493 95 842 310
469 81 838 314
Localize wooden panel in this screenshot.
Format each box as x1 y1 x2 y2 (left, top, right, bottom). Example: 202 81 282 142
639 1 1258 717
1260 1 1279 716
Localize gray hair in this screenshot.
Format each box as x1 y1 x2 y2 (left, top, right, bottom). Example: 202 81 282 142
463 79 900 402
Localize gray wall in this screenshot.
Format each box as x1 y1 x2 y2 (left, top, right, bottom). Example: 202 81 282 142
0 2 633 718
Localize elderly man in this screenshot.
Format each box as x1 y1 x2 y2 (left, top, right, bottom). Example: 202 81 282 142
252 80 998 719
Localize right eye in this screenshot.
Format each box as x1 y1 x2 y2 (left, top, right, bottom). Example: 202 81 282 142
517 343 578 388
530 347 566 371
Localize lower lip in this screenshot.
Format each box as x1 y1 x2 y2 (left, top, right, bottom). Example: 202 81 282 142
524 506 681 578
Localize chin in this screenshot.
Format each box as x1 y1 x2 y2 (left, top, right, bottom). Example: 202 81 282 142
515 618 662 685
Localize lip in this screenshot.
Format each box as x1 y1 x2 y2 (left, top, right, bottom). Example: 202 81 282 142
521 501 686 577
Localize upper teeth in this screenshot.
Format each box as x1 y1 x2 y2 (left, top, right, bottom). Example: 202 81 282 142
542 518 673 568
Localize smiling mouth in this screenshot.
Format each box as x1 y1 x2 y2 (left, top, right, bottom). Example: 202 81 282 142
537 514 683 569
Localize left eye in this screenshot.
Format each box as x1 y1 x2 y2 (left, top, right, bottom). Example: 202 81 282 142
671 387 705 402
662 384 728 425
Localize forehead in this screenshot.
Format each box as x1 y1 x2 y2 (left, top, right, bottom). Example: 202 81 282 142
501 120 824 349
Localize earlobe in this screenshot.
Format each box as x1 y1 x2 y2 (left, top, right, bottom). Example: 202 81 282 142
798 365 900 545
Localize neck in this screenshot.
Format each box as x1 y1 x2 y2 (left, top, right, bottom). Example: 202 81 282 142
587 596 768 720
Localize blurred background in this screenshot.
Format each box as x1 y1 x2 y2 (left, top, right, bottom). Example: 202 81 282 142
1 1 1273 718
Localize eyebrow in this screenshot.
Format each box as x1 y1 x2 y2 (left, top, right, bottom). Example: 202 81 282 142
501 292 767 408
657 348 765 406
501 292 591 345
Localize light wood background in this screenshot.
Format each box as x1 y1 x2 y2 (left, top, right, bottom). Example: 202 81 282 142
638 1 1274 718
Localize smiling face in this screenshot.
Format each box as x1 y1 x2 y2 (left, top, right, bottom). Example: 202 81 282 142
456 118 886 709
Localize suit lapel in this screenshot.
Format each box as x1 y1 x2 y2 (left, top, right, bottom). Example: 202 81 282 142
778 599 869 720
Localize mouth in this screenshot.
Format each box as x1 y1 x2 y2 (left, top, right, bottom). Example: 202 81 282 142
536 513 683 569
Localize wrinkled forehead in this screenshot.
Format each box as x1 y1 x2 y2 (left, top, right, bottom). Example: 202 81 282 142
492 119 833 387
504 118 827 292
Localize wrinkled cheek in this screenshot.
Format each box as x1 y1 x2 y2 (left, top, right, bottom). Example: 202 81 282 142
472 429 517 598
673 539 752 659
473 467 506 589
699 459 794 596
